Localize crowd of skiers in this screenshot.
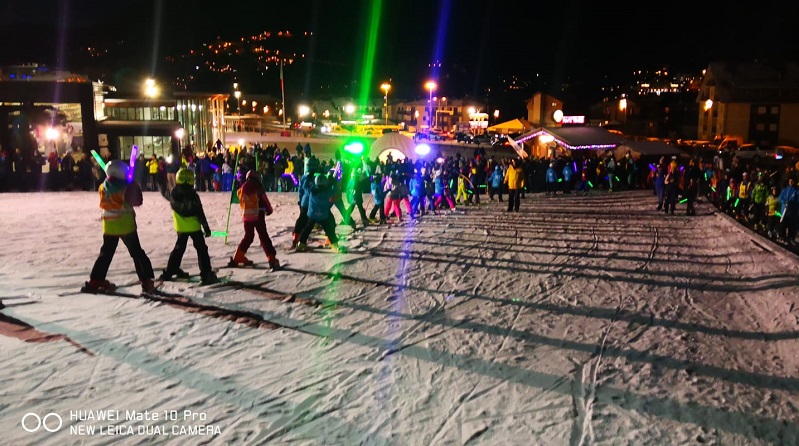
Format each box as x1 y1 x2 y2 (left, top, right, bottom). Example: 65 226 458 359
650 153 799 248
51 139 798 294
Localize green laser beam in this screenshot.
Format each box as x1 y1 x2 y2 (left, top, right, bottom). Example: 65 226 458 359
356 0 383 108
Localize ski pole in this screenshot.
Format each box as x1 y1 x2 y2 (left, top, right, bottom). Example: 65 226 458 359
223 152 241 245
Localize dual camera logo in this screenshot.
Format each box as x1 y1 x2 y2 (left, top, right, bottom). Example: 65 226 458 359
21 413 63 433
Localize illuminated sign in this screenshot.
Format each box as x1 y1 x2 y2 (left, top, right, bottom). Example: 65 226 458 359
561 115 585 125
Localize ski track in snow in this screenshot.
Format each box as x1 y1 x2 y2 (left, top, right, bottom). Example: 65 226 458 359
2 190 799 445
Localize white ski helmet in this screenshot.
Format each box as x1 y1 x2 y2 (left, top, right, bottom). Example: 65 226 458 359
105 160 129 180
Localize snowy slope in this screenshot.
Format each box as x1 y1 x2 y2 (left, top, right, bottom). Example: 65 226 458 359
1 190 798 445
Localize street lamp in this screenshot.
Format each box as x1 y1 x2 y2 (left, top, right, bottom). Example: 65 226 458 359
493 109 500 125
441 97 447 128
143 78 159 98
298 105 310 118
425 81 437 129
381 82 391 126
45 127 59 155
234 90 242 118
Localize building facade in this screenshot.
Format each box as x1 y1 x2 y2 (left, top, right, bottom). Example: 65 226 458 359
391 98 485 132
697 61 799 147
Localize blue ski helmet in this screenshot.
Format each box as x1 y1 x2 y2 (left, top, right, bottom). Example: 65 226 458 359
105 160 129 180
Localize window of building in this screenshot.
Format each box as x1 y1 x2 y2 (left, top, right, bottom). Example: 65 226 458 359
756 123 765 131
757 106 766 115
769 123 777 131
119 108 128 120
136 108 144 120
771 106 779 115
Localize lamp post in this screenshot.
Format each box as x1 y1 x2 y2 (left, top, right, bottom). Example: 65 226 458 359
45 127 59 156
381 82 391 126
619 97 628 124
440 96 447 129
234 90 241 117
425 81 436 130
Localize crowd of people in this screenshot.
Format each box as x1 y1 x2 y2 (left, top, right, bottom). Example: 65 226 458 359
4 139 798 252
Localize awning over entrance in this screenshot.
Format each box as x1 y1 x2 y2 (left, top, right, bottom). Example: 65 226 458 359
486 118 532 134
516 126 623 151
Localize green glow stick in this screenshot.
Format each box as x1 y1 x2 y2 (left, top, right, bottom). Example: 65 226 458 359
679 198 688 204
90 150 106 171
735 198 740 207
211 231 227 237
588 181 594 188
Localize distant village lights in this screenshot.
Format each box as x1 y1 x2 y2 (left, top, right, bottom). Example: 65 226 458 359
704 99 713 111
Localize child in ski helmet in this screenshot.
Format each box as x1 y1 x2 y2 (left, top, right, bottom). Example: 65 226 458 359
158 168 217 284
84 159 156 294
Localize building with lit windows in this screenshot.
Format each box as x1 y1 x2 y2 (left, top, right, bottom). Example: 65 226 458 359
391 98 485 132
697 61 799 147
0 65 234 161
0 65 100 157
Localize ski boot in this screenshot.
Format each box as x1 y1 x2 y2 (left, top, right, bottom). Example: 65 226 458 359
267 256 281 271
158 268 190 281
331 244 348 254
289 233 299 250
200 272 219 285
295 242 309 253
141 279 157 294
81 279 117 293
228 248 254 267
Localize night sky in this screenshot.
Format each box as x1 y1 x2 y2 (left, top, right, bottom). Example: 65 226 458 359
1 1 797 101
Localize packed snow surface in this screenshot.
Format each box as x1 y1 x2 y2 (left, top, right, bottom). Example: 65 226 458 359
1 190 798 445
